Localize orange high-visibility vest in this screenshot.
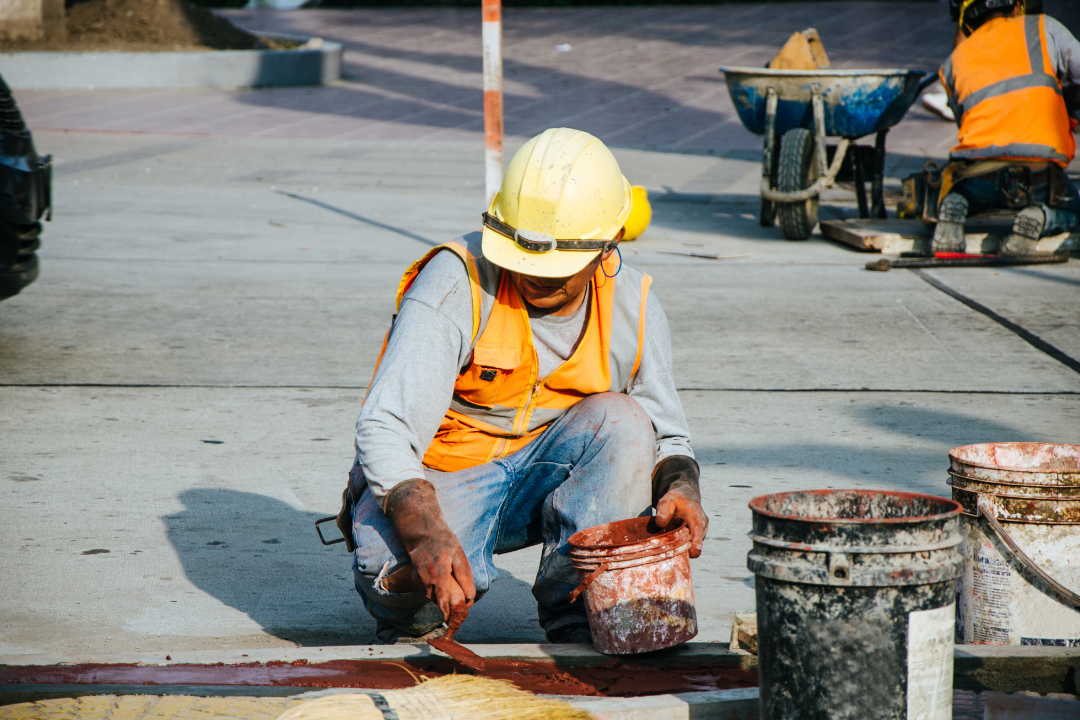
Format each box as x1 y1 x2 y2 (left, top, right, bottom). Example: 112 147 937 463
941 14 1075 166
375 233 652 473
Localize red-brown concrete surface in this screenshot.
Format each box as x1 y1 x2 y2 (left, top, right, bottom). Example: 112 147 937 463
11 1 1078 151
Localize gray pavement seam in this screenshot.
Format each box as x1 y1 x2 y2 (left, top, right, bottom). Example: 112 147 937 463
912 268 1080 375
1 384 1076 394
278 191 439 247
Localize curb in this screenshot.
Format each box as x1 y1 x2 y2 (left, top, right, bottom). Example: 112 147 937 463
0 642 757 670
1 643 1077 712
0 33 342 89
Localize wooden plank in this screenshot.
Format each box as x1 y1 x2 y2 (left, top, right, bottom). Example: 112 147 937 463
820 219 1079 255
819 219 928 252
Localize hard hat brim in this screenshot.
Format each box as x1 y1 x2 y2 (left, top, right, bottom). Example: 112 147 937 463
481 226 605 278
481 177 632 278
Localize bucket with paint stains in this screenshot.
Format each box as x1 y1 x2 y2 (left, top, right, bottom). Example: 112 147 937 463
567 517 697 654
948 442 1080 646
748 490 963 720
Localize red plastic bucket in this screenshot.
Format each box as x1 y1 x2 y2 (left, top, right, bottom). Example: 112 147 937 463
568 517 697 654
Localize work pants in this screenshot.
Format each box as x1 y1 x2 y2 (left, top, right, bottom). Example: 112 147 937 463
350 392 655 640
948 172 1080 236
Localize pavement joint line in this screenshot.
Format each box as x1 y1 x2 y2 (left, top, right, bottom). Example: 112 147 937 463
277 191 439 248
1 384 1078 394
912 268 1080 375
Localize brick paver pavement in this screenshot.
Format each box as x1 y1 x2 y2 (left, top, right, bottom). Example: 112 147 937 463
10 1 1077 152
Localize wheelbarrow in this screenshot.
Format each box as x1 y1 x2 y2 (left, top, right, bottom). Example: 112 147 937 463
720 67 937 240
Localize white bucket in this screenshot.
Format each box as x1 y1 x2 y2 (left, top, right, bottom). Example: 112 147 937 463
948 443 1080 646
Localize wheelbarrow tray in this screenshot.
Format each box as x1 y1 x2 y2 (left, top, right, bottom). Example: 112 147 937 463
720 67 927 139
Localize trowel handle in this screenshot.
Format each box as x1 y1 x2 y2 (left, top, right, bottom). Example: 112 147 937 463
568 562 610 603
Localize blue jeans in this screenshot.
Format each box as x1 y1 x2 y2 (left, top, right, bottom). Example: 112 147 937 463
949 171 1080 236
351 392 655 638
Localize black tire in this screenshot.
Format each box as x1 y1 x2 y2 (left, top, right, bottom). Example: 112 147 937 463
776 128 820 240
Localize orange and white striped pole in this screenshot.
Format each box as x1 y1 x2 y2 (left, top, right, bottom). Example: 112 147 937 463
482 0 503 206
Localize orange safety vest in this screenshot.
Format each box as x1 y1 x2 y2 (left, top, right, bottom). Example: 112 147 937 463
940 14 1075 166
371 232 653 473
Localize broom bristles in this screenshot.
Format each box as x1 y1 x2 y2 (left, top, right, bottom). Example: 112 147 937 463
278 674 594 720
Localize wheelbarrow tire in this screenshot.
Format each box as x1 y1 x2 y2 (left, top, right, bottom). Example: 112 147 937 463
776 128 820 240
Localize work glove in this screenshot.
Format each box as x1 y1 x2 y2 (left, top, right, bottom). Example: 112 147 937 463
652 456 709 559
383 479 476 622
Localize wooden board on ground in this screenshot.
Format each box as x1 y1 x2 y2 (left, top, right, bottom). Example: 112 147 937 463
820 218 1078 255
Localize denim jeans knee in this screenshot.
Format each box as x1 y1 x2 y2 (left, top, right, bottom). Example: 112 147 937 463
348 392 657 638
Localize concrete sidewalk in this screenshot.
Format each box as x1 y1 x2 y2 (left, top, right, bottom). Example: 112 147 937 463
1 2 1079 658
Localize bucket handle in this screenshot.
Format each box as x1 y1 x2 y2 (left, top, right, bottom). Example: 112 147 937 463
977 496 1080 610
567 562 609 604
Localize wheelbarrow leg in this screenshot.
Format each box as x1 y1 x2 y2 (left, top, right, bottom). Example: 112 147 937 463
871 129 889 218
811 90 828 178
760 87 778 227
851 143 870 219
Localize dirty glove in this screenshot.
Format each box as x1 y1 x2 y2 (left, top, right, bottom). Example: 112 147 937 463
383 479 476 621
652 456 708 559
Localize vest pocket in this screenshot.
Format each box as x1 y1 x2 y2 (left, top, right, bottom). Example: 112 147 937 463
455 366 508 408
459 343 519 408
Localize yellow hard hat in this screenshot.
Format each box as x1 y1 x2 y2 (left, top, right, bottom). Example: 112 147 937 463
622 186 651 241
482 128 632 278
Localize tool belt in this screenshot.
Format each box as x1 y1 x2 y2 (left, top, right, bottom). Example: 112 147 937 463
896 160 1069 224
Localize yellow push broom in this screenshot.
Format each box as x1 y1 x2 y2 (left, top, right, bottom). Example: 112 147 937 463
277 674 593 720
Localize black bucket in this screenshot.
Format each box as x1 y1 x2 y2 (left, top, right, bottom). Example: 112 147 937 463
747 490 963 720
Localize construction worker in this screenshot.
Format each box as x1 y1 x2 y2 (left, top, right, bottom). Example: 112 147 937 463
342 128 707 644
934 0 1080 254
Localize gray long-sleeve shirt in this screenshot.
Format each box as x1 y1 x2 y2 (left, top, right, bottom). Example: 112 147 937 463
355 245 694 504
1045 16 1080 90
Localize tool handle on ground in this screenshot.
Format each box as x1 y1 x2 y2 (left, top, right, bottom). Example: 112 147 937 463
977 497 1080 610
867 251 1070 271
568 562 610 603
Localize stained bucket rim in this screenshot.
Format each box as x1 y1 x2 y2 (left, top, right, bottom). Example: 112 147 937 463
567 516 688 552
748 489 962 524
949 442 1080 474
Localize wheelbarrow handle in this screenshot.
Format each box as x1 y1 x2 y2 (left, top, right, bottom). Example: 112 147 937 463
915 73 939 98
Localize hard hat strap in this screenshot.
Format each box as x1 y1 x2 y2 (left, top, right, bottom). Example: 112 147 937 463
482 213 615 252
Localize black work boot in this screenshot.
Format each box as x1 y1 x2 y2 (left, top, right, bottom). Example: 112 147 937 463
375 619 447 645
932 194 968 252
545 623 593 644
1001 203 1048 255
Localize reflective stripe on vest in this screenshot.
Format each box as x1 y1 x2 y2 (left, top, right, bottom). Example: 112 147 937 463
940 15 1074 166
380 235 651 473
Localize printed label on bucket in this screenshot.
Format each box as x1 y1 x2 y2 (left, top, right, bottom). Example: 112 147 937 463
906 604 954 720
972 545 1011 643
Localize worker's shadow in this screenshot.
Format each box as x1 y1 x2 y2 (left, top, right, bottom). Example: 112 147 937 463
163 488 544 646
